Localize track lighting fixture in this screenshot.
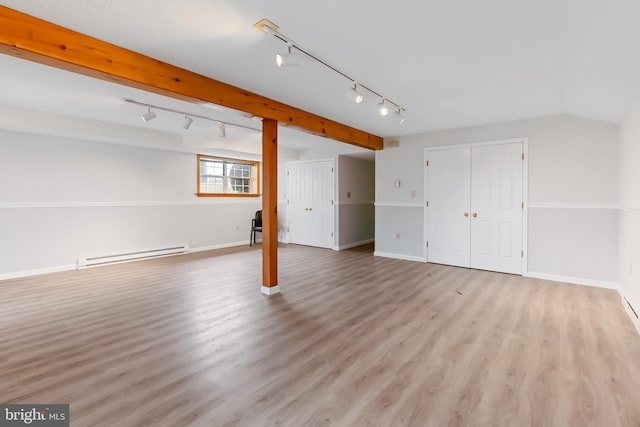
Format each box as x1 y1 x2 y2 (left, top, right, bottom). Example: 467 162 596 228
347 83 364 104
141 108 157 122
124 98 259 134
379 100 389 116
395 109 406 125
276 45 299 67
255 18 406 123
182 115 193 130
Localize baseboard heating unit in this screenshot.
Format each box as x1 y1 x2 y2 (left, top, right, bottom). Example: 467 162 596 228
77 244 189 268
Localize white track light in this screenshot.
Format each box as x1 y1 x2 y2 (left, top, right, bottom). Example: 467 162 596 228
256 19 407 123
379 100 389 116
182 115 193 130
276 45 299 67
347 83 364 104
124 98 258 134
141 108 157 122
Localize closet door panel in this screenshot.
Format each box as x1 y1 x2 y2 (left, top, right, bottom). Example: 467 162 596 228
470 143 523 274
427 148 471 267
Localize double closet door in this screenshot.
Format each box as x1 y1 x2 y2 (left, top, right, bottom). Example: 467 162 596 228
427 142 523 274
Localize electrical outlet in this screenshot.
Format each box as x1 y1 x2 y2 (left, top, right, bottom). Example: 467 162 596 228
396 232 401 239
347 191 351 198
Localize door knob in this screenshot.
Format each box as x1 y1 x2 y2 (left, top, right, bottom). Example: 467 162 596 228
464 212 469 217
472 213 477 218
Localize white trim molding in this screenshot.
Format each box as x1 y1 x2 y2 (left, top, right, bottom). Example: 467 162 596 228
528 202 619 210
261 285 281 295
524 271 619 290
0 199 262 209
189 241 250 253
0 241 251 281
374 202 424 208
621 206 640 214
335 200 375 206
337 238 374 251
0 264 77 281
618 290 640 336
374 251 427 263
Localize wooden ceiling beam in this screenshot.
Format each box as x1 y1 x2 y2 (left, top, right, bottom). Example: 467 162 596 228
0 6 383 150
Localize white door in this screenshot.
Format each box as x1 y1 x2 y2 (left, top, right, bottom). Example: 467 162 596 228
288 162 312 245
287 160 335 249
426 142 524 274
426 147 471 267
470 143 523 274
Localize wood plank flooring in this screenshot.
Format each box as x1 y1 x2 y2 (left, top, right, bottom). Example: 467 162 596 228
1 244 640 426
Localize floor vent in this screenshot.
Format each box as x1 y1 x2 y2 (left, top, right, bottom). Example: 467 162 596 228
77 245 188 268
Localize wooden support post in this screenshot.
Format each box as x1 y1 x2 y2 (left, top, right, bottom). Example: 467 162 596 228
261 119 279 295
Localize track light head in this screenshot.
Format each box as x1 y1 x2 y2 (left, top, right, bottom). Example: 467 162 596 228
347 83 364 104
219 123 226 138
276 45 299 67
379 100 389 116
141 108 157 122
182 115 193 130
395 109 406 125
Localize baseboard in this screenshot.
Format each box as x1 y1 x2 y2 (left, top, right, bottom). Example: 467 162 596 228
524 271 619 290
188 241 249 253
618 289 640 336
337 238 374 251
373 251 427 263
0 241 252 282
261 285 280 295
0 264 77 281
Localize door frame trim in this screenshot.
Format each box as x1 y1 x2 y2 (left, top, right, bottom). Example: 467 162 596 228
423 137 529 274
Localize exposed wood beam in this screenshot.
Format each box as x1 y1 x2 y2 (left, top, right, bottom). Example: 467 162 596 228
0 6 383 150
261 119 279 294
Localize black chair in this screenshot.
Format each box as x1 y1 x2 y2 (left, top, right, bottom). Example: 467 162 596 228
250 210 262 246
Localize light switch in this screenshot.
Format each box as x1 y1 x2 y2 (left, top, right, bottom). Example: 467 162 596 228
394 180 401 188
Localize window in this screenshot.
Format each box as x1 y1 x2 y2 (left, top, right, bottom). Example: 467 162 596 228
197 154 260 197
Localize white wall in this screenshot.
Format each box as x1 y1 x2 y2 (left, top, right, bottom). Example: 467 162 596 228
337 156 374 249
0 129 266 278
376 115 619 284
0 102 315 278
619 100 640 313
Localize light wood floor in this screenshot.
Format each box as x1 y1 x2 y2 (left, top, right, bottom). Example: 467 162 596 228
2 244 640 426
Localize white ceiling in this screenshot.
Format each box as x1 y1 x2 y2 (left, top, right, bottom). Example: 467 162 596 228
1 0 640 143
